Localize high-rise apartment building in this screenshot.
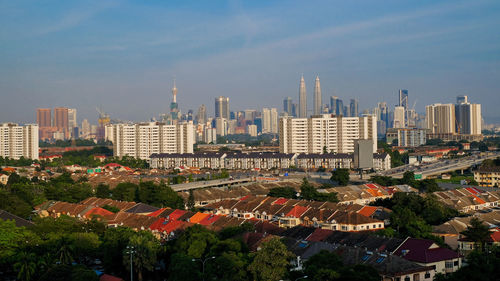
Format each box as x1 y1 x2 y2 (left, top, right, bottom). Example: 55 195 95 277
456 103 481 135
0 123 39 160
54 107 69 139
279 114 377 154
108 121 194 160
247 124 257 137
36 108 52 127
215 96 230 120
262 108 278 134
313 76 322 115
426 104 456 134
349 99 358 117
299 75 307 118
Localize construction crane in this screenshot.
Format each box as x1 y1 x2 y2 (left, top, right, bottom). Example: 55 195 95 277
96 107 110 127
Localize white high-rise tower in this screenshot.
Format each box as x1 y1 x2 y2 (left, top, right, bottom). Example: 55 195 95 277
299 75 307 118
313 76 322 115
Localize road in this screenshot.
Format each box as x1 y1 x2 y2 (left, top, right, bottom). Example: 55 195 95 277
378 151 500 178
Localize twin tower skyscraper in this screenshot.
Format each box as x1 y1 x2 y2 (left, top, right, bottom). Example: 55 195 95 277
299 75 322 118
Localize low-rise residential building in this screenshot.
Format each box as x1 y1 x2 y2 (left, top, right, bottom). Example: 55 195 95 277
224 152 297 170
393 237 462 274
474 166 500 187
204 195 385 232
432 187 500 213
386 127 428 147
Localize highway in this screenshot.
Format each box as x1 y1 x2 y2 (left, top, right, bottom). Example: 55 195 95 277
378 151 500 179
170 177 257 191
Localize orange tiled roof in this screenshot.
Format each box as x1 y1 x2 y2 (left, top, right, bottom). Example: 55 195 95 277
84 207 114 218
285 205 309 218
358 206 377 217
189 212 210 224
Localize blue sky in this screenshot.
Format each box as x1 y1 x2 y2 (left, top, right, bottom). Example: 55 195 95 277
1 0 499 124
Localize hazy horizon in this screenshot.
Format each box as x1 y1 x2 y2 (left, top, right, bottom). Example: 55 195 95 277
1 0 499 124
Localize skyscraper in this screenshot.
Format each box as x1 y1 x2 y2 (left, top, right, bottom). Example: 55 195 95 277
456 95 468 104
215 96 230 119
196 104 207 124
0 123 39 160
313 76 322 115
283 97 293 116
330 96 338 114
399 89 409 110
299 75 307 118
349 99 358 117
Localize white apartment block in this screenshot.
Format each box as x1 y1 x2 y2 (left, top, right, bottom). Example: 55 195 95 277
0 123 39 160
426 104 456 134
262 108 278 134
107 122 194 160
279 114 377 154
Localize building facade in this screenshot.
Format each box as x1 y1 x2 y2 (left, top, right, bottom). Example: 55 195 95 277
0 123 39 160
386 128 428 147
279 114 377 154
108 121 194 160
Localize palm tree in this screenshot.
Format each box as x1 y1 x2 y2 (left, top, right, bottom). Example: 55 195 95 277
124 233 160 281
58 240 74 265
14 252 37 281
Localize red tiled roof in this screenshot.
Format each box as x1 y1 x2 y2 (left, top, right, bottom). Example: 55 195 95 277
365 183 379 189
84 207 114 218
285 205 309 218
490 230 500 242
470 194 486 204
104 163 122 167
100 274 124 281
306 228 334 242
358 206 377 217
167 209 187 221
273 198 288 205
239 195 250 201
147 208 168 217
199 214 220 226
162 220 185 233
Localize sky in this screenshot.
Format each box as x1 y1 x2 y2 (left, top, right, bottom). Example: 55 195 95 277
1 0 499 124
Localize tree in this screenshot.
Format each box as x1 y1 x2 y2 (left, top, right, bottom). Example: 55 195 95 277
248 238 294 281
267 186 297 199
13 252 37 281
330 168 349 186
112 182 138 201
174 225 219 259
304 250 343 281
95 183 111 198
125 231 160 281
460 217 492 252
187 189 195 211
300 178 317 200
101 227 136 276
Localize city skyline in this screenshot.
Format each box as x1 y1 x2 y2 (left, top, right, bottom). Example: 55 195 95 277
1 1 499 124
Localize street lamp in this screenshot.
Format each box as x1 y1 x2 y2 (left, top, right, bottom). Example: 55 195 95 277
125 246 136 281
192 256 216 281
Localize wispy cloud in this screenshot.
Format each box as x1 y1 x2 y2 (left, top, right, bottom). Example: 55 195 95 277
36 1 118 36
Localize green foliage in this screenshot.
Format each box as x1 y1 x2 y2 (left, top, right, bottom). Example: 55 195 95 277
187 189 195 211
248 238 294 281
125 231 160 281
218 222 255 240
112 182 138 201
330 168 350 186
136 181 185 209
167 253 202 281
95 183 111 198
303 250 380 281
370 174 442 193
460 217 492 252
174 225 219 259
300 178 338 202
267 186 297 199
102 204 120 213
435 246 500 281
372 192 458 240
